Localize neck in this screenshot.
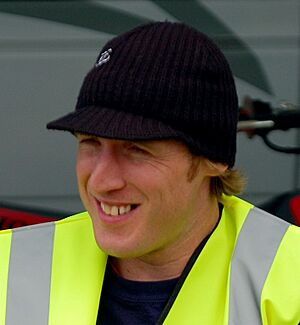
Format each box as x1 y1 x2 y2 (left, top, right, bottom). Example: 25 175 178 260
110 197 220 281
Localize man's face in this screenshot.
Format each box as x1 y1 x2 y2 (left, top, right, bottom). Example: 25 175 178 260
76 135 214 260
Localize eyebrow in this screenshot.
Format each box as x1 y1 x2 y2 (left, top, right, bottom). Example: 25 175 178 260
74 132 97 139
74 133 161 149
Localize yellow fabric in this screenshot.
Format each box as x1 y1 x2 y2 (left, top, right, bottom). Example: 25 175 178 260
261 224 300 325
48 212 107 325
163 195 253 325
0 229 12 325
0 196 299 324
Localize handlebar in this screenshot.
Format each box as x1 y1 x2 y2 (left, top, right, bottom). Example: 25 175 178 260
238 97 300 154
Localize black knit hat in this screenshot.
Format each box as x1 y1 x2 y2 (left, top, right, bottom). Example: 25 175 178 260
47 21 238 167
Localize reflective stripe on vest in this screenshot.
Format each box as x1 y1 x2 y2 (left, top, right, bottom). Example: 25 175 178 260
6 223 55 324
229 207 289 325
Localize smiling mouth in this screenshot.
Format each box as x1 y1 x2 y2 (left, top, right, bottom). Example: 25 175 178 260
100 202 138 216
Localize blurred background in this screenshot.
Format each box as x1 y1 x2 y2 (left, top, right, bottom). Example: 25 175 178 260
0 0 299 219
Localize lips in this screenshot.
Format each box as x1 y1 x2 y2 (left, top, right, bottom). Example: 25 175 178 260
100 202 135 216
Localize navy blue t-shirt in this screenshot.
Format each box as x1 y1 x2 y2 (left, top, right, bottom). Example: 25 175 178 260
97 266 178 325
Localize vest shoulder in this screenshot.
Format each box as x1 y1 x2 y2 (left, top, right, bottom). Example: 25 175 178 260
222 195 297 228
262 223 300 322
0 211 91 236
221 195 254 211
55 211 90 225
281 223 300 251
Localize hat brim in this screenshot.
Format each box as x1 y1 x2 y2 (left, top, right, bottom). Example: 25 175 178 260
46 106 185 141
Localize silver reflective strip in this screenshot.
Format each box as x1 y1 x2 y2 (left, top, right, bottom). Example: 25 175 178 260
6 223 55 325
229 207 289 325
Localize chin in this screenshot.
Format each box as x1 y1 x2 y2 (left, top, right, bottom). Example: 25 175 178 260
94 234 140 259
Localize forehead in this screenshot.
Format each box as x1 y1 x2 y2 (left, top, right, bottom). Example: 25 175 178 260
75 132 192 153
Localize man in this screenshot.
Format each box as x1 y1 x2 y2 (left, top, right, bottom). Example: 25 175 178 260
1 21 299 324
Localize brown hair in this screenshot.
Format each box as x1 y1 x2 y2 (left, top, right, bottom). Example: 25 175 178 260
210 168 246 200
187 154 246 200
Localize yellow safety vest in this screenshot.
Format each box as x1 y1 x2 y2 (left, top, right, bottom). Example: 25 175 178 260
0 196 299 324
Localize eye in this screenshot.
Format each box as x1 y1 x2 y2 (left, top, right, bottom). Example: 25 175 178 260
80 137 95 144
129 144 145 153
127 142 150 156
76 134 100 146
130 144 144 152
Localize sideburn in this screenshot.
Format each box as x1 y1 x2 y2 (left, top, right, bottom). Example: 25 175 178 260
186 155 202 183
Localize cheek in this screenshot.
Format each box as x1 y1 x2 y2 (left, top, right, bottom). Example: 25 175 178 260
76 158 98 215
76 160 86 185
76 154 94 194
76 147 97 175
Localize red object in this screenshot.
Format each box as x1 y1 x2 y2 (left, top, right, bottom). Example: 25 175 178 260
0 207 60 230
289 195 300 226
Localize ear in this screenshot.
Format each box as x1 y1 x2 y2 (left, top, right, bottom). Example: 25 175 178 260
204 160 229 177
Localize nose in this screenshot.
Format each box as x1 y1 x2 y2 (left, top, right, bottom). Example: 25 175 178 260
88 146 126 194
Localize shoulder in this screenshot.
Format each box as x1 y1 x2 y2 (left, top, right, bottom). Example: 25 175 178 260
269 223 300 276
55 211 91 227
223 197 300 322
261 224 300 323
0 211 92 242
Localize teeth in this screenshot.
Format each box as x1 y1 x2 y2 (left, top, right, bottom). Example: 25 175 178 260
111 206 119 216
119 206 126 214
102 203 111 215
100 202 132 216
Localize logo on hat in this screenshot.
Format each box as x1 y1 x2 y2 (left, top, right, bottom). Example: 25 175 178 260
95 48 112 67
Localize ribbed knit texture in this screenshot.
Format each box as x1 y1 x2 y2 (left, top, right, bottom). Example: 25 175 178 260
47 21 238 166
